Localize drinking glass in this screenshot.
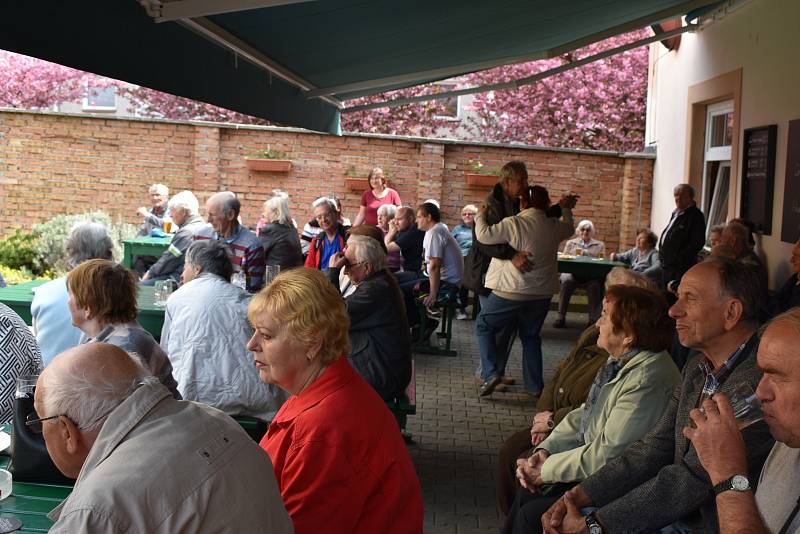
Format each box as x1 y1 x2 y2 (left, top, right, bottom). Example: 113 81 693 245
154 280 172 307
727 383 763 430
163 220 173 233
0 469 11 501
264 265 280 286
15 375 38 399
575 248 583 256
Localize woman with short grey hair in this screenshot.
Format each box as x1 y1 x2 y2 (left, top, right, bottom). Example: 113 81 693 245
163 239 287 421
31 221 115 366
258 194 303 271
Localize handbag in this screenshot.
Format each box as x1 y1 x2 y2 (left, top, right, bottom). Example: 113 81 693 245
9 389 74 484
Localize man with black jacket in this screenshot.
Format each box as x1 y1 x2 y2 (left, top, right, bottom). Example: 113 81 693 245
658 184 706 292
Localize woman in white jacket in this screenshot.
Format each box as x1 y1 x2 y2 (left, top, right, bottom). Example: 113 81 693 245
474 186 576 397
161 240 287 421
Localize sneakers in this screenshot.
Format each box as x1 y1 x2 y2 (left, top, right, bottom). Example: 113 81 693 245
479 376 501 396
455 310 469 320
553 316 566 329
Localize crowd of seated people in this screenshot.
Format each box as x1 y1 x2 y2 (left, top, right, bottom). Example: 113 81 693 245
7 166 800 534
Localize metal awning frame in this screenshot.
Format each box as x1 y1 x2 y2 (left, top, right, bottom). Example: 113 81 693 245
342 23 697 114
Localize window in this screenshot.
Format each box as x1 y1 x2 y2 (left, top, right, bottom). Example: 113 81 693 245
83 85 117 111
701 100 734 233
434 83 460 120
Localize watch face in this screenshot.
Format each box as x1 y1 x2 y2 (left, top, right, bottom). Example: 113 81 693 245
731 475 750 491
589 525 603 534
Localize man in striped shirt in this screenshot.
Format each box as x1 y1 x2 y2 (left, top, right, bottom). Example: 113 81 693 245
194 192 265 292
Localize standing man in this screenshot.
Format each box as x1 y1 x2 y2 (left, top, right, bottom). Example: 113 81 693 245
658 183 706 292
685 308 800 534
462 161 539 389
194 192 265 293
541 259 773 533
133 183 169 276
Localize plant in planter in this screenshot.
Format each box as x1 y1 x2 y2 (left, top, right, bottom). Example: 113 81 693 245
344 165 368 191
465 158 500 187
245 149 293 172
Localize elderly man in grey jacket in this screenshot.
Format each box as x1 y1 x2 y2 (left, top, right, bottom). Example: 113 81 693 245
35 342 293 533
161 240 286 421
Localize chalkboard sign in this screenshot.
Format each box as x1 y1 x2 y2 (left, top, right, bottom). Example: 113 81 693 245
781 119 800 243
740 125 777 235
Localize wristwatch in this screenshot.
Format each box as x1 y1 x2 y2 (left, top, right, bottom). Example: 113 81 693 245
585 512 603 534
712 474 751 495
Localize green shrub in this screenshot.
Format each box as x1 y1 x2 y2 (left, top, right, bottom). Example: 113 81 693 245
0 229 37 272
31 212 138 275
0 264 38 285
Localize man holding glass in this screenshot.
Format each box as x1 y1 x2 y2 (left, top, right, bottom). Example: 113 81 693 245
685 308 800 534
540 259 774 534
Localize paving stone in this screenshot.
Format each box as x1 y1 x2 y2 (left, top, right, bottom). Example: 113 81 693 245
408 310 586 531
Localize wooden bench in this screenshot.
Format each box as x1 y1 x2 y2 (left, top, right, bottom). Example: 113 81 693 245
387 360 416 440
412 293 458 357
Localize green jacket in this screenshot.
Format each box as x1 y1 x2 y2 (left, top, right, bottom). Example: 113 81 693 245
538 349 680 484
537 325 608 425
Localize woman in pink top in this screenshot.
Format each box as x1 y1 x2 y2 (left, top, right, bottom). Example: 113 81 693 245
352 167 402 226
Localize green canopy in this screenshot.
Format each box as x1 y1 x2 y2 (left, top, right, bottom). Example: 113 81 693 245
0 0 718 134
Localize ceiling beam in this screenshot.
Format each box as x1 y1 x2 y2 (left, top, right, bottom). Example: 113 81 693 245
342 24 696 114
306 0 716 99
150 0 316 22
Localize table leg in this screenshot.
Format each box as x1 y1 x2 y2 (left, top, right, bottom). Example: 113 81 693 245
123 243 133 269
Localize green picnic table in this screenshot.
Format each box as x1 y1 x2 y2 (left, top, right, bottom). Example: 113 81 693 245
121 236 172 269
0 281 166 340
0 425 73 532
557 256 625 278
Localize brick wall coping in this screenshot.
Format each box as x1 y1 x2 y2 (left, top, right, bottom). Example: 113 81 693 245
0 107 655 160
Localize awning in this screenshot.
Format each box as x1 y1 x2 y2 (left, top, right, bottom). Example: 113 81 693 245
0 0 720 134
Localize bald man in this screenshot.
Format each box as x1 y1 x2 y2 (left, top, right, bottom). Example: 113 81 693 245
194 191 265 292
36 343 292 533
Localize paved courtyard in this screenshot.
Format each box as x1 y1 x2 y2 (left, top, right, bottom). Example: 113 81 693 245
406 309 589 533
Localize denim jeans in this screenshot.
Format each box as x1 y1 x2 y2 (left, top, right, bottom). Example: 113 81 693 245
476 294 550 393
475 294 518 378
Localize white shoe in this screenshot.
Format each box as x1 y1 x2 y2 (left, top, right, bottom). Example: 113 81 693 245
456 311 469 320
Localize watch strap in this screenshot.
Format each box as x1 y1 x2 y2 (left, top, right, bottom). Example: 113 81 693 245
712 474 750 496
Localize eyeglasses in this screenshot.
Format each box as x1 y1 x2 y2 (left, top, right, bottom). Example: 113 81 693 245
315 212 334 221
344 260 367 270
25 412 60 433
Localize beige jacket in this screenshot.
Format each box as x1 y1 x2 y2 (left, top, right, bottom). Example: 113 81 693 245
475 207 574 297
48 380 293 534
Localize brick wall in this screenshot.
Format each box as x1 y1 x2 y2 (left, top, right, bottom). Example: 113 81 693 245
0 110 654 252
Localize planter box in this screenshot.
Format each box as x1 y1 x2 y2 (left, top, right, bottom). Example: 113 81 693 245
345 178 369 191
245 158 292 172
466 173 499 187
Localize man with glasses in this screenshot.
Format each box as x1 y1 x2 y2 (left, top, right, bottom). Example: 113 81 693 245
305 198 347 270
32 343 293 533
327 235 411 401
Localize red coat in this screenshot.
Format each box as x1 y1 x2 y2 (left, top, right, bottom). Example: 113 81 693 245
260 358 423 534
304 231 346 269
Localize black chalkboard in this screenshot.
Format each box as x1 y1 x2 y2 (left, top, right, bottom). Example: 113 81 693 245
740 125 777 235
781 119 800 243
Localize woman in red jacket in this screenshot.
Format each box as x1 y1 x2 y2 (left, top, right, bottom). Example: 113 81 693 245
247 267 423 534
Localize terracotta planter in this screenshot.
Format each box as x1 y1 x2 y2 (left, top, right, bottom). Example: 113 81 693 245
346 178 369 191
466 173 499 187
245 158 292 172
